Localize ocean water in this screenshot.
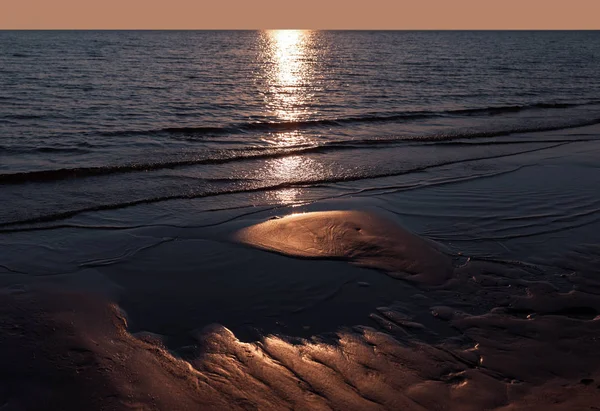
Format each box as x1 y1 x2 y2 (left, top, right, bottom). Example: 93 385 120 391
1 30 600 227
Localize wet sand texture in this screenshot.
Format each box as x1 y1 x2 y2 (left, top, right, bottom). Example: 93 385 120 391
2 210 600 410
2 289 600 411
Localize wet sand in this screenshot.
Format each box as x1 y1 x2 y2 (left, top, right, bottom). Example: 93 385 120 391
235 210 453 285
2 136 600 410
1 208 600 410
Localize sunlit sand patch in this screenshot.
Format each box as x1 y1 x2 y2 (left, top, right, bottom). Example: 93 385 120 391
234 210 454 285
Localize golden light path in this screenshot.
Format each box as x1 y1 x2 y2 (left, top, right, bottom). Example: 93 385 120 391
266 29 311 122
261 30 320 205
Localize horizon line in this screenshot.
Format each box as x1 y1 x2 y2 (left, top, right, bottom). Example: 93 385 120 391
2 28 600 31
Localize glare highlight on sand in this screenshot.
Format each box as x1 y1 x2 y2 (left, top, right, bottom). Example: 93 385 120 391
235 210 454 284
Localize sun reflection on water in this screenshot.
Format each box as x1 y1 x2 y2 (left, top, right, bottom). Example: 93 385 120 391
263 30 315 122
267 187 303 205
259 30 322 205
260 155 325 205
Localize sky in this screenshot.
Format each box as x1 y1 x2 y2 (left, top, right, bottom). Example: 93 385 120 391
1 0 600 29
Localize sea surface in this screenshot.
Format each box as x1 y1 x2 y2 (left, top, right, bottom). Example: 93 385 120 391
1 30 600 227
1 31 600 410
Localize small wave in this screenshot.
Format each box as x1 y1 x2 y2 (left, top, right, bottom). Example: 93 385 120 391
96 100 600 138
0 145 90 155
2 113 46 120
450 101 596 116
0 146 320 184
96 115 424 137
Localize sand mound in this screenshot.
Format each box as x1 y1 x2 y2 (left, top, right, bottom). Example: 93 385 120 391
235 210 453 285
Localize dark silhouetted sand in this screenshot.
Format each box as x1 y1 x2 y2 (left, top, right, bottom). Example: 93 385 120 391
2 210 600 410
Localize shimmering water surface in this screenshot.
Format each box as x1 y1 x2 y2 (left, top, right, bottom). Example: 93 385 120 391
1 30 600 227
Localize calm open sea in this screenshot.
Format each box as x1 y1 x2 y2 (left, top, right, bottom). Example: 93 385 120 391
1 30 600 228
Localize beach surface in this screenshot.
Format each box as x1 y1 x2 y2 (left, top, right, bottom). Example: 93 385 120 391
2 132 600 410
